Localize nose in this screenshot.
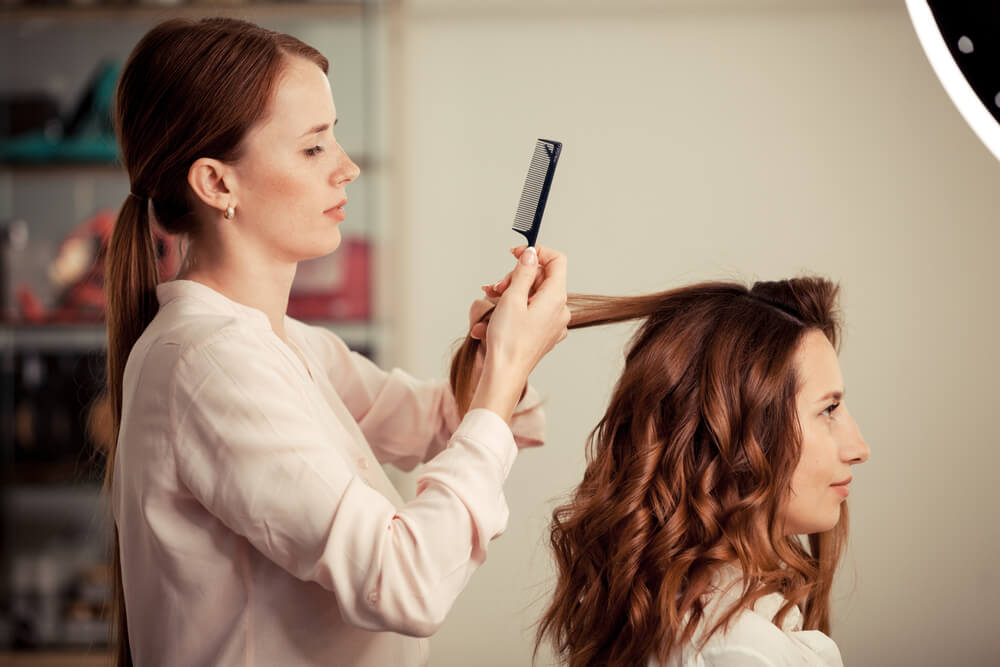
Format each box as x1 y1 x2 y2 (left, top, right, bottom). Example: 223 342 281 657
332 143 361 186
841 409 870 465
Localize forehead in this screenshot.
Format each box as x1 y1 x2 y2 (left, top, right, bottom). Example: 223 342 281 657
260 57 335 135
794 329 843 397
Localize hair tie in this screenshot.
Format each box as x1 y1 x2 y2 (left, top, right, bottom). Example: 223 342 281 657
128 191 147 202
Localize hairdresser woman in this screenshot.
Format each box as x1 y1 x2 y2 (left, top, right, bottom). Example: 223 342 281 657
104 17 569 667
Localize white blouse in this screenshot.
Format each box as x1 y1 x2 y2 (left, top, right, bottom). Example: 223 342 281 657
112 280 545 667
654 568 844 667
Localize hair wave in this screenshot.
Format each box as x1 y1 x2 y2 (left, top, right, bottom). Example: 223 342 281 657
449 276 847 666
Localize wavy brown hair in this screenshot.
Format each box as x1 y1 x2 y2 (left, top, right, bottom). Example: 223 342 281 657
449 276 846 666
105 18 327 666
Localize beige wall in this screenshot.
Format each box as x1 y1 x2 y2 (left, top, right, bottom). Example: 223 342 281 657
383 2 1000 665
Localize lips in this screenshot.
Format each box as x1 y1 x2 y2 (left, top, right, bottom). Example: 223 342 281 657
831 476 851 498
324 198 347 214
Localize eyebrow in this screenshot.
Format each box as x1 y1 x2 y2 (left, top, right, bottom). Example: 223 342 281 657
299 119 337 138
814 389 845 404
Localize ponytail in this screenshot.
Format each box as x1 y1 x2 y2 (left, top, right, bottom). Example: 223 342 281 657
103 192 158 667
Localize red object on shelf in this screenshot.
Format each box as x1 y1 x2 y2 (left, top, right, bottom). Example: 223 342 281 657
287 237 371 322
15 283 46 323
11 208 179 324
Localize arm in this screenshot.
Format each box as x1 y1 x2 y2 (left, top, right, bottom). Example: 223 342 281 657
305 326 545 469
172 328 518 637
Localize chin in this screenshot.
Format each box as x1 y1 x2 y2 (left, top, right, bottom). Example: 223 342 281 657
785 508 842 536
302 230 342 260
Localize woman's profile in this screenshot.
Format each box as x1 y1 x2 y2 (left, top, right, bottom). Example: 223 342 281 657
454 277 868 666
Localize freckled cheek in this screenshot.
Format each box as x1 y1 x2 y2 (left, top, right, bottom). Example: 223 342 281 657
250 162 313 204
798 439 830 494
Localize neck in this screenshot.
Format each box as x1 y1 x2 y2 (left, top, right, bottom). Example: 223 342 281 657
177 238 296 340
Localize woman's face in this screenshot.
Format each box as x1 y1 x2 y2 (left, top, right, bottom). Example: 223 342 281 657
782 329 870 535
229 56 360 263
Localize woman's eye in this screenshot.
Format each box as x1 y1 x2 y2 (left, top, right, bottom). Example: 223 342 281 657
304 145 325 157
822 402 841 417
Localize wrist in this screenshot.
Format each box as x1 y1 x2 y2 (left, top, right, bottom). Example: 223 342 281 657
468 356 525 423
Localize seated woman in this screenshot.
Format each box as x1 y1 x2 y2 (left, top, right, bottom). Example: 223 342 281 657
452 276 869 667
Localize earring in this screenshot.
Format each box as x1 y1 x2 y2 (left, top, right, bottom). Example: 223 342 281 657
224 205 235 219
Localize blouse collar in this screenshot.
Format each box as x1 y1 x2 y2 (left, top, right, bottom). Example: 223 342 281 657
156 279 275 331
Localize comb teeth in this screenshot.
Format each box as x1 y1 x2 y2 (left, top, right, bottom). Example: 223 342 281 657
512 138 562 246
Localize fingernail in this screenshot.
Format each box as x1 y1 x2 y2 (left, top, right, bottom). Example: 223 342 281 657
520 246 537 266
493 280 503 290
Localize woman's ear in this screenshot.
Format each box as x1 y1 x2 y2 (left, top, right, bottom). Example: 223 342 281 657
187 158 235 213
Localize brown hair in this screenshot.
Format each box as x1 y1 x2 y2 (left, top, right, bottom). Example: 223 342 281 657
104 18 327 665
449 276 846 666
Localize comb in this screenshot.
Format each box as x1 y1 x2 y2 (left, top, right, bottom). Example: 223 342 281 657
512 138 562 247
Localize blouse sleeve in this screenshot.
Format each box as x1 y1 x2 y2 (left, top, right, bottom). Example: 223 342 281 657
305 325 546 470
170 327 519 637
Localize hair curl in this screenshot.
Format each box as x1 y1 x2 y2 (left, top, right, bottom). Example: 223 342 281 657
449 276 847 666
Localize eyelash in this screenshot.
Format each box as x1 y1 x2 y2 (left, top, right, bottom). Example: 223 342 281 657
304 145 325 157
822 402 841 417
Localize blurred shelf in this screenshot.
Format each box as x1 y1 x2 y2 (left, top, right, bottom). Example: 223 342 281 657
0 163 124 175
0 320 381 351
0 324 107 351
0 0 366 23
0 157 376 173
5 484 105 515
0 652 110 666
0 155 376 177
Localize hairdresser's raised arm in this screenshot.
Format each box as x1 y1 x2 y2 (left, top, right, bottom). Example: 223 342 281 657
469 245 569 423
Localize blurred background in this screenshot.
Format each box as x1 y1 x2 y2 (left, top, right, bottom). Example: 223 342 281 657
1 0 998 665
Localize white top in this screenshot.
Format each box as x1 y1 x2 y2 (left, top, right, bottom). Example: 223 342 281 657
654 568 844 667
112 280 545 667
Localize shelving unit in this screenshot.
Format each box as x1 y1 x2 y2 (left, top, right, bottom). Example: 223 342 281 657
0 1 365 23
0 0 388 656
0 321 381 352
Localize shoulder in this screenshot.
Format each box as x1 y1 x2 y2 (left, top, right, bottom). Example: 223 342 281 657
135 303 290 398
145 302 265 361
696 593 842 667
698 600 788 665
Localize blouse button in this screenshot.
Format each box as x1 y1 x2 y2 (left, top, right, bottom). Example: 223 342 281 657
367 590 379 605
357 457 369 470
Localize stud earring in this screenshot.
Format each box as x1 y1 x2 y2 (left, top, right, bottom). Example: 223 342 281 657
224 205 235 219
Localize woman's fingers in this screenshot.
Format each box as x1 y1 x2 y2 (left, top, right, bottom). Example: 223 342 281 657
503 246 540 300
486 245 568 365
470 321 488 340
469 296 496 323
482 246 555 298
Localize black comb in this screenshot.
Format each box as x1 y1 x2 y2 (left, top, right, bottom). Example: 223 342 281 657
512 138 562 247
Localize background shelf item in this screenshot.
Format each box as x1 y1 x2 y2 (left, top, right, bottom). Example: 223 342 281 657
0 1 366 24
0 320 381 353
0 652 110 666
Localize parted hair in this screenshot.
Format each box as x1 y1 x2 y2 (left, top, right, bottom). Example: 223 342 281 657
449 276 846 667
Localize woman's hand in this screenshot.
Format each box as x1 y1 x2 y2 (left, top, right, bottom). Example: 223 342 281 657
468 245 569 422
467 295 526 406
479 246 545 304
